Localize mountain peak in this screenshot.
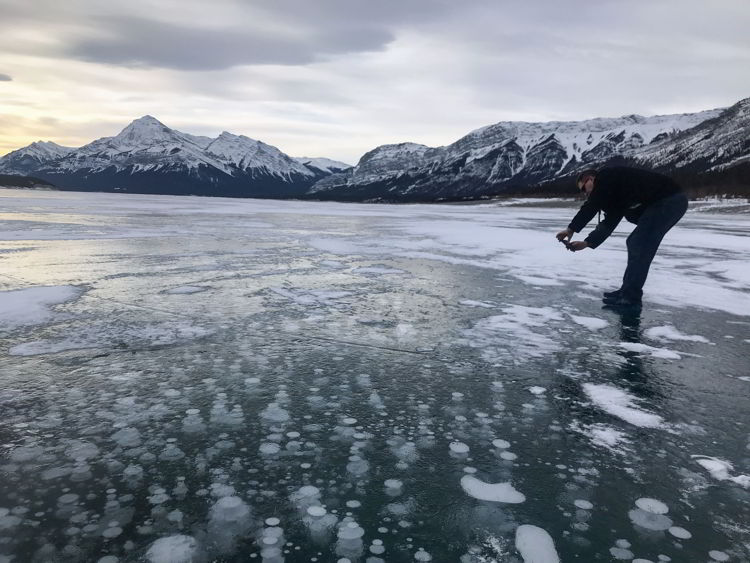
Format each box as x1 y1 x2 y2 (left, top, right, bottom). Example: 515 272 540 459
113 115 178 147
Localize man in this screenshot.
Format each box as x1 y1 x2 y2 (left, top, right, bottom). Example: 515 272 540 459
556 166 688 308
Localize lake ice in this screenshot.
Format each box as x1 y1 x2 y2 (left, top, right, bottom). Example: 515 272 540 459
1 189 749 562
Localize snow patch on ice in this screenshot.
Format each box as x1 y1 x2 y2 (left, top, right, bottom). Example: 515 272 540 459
691 455 750 488
0 285 81 329
619 342 681 360
569 314 609 330
644 325 710 343
583 383 665 428
463 305 563 364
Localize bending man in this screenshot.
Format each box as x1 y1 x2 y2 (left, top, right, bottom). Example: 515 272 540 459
556 166 688 308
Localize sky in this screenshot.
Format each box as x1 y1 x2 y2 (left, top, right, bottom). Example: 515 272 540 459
1 0 749 164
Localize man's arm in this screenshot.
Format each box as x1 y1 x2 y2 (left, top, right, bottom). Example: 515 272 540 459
568 197 600 234
584 211 623 248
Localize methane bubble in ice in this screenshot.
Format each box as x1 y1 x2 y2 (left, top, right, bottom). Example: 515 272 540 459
207 496 252 554
635 498 668 514
449 442 470 454
668 526 692 539
336 519 365 559
460 475 525 503
145 535 200 563
515 525 560 563
414 548 433 561
303 505 338 545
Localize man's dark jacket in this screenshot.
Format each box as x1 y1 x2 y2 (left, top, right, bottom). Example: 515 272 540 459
568 167 682 248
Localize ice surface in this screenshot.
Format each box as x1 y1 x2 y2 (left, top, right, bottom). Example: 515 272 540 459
1 190 749 562
515 525 560 563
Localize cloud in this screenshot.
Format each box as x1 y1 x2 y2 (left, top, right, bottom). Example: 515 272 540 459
1 0 460 71
65 16 392 70
0 73 12 81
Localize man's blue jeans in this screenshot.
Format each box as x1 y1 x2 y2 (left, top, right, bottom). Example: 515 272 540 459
621 192 689 300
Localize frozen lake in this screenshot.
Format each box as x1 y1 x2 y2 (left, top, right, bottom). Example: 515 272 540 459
1 189 749 562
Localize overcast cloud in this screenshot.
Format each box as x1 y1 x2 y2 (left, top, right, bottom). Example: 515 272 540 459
0 0 748 163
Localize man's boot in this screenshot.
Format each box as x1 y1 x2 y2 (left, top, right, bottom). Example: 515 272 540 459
603 288 622 299
603 288 642 308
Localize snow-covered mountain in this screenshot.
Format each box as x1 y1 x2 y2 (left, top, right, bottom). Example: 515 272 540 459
294 157 351 174
311 99 749 201
0 141 75 174
0 116 349 198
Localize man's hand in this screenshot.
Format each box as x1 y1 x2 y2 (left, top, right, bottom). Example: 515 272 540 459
568 241 589 252
556 228 573 242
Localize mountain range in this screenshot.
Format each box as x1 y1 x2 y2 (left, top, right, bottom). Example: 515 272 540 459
1 97 748 201
0 116 351 198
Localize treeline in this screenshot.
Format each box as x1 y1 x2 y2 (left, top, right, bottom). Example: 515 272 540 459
0 174 55 188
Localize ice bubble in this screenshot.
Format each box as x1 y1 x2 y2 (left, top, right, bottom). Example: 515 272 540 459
384 479 403 491
145 535 199 563
628 509 673 531
515 524 560 563
346 500 362 508
159 444 185 461
111 427 141 448
449 442 470 454
65 440 100 460
635 498 669 514
414 548 432 561
708 551 729 561
58 493 79 505
308 506 327 517
210 483 236 498
500 451 518 461
610 547 634 559
298 486 320 497
265 517 281 526
208 496 252 553
259 443 281 455
122 464 144 480
574 500 593 510
492 439 510 449
338 521 365 540
343 417 357 425
261 403 290 423
102 526 123 539
460 475 525 503
528 386 547 395
668 526 692 539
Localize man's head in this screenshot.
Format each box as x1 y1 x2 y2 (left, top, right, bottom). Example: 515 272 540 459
576 169 597 196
